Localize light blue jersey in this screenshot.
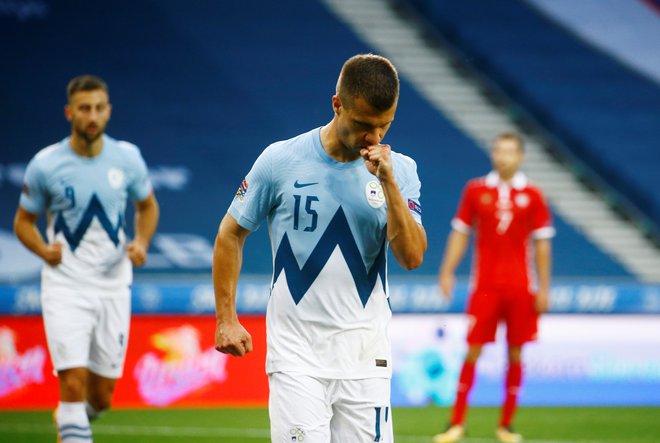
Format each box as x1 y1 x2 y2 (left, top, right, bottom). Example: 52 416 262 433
20 135 152 293
229 127 422 379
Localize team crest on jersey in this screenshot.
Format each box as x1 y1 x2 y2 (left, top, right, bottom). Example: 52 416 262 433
107 168 125 189
365 180 385 208
515 193 530 208
236 178 249 201
480 193 493 205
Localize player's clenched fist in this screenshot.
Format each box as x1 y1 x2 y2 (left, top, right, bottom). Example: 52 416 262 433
360 144 393 180
215 319 253 357
127 241 147 267
42 242 63 266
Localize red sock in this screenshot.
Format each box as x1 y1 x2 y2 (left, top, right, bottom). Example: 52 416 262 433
500 362 522 427
450 361 476 425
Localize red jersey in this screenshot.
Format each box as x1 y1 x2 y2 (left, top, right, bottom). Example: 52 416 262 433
452 172 555 290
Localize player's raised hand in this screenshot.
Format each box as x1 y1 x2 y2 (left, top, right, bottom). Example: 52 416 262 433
439 272 455 300
215 319 253 357
42 242 62 266
127 241 147 267
360 144 393 180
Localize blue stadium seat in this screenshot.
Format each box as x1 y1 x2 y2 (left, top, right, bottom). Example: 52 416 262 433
400 0 660 231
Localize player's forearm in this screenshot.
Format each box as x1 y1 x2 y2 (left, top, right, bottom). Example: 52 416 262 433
13 210 48 259
213 219 246 322
380 177 427 270
440 230 469 277
133 193 159 249
534 238 552 292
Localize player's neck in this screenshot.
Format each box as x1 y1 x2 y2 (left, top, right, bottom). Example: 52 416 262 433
70 133 104 158
320 122 361 163
497 170 517 183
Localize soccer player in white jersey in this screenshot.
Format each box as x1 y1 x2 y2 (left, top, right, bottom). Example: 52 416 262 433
213 54 427 442
13 75 159 443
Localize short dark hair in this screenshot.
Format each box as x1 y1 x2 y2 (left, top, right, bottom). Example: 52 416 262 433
493 132 525 152
67 75 108 101
337 54 399 111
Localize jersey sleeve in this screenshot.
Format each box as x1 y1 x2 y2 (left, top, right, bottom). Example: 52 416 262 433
19 157 47 215
395 154 423 225
531 188 555 239
451 182 474 234
228 147 276 231
125 145 153 202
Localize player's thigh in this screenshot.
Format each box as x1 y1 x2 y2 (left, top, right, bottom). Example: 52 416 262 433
330 378 392 443
269 372 332 443
41 289 96 371
504 289 538 345
466 288 500 344
89 292 130 379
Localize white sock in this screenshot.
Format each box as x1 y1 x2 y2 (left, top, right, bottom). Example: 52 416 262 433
56 401 93 442
84 401 105 421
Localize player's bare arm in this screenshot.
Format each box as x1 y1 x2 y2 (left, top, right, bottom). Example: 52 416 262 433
213 213 253 357
361 144 426 270
127 192 159 267
438 229 470 299
534 237 552 313
13 207 62 266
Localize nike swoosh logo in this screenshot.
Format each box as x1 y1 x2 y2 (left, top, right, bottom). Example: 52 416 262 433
294 180 318 188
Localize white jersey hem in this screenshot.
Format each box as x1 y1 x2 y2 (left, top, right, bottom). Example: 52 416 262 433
266 364 392 380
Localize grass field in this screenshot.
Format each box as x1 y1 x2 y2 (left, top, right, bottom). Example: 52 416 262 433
1 406 659 442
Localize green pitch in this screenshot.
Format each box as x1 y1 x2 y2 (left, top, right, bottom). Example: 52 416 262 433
1 406 658 442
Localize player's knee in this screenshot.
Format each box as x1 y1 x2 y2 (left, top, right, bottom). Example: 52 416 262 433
59 375 86 399
466 345 483 362
507 346 522 363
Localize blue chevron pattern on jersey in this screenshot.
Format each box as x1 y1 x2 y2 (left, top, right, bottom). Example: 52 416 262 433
54 193 124 252
273 206 386 307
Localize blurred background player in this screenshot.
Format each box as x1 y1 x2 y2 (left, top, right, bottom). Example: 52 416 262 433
434 132 554 443
212 54 427 442
13 75 159 443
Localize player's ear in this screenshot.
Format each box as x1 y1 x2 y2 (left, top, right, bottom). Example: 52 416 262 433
332 95 342 116
64 105 72 122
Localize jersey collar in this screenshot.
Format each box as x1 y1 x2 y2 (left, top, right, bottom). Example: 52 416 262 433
485 171 528 190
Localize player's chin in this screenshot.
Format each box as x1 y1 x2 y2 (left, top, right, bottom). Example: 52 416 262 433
79 127 103 143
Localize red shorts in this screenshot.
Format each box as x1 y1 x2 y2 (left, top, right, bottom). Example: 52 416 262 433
466 286 538 346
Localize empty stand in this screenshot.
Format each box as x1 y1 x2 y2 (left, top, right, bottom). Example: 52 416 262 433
0 0 634 279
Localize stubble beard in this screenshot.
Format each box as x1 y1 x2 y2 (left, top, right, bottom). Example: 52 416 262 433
76 123 105 145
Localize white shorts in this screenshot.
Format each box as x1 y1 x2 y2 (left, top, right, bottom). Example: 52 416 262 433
41 288 130 379
269 372 393 443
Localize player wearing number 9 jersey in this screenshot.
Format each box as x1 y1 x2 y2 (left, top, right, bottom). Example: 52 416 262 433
213 54 427 443
14 75 159 443
434 132 554 443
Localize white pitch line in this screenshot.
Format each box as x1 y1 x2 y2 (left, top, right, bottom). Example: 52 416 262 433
0 422 631 443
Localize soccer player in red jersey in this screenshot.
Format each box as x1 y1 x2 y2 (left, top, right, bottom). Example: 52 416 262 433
433 132 554 443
